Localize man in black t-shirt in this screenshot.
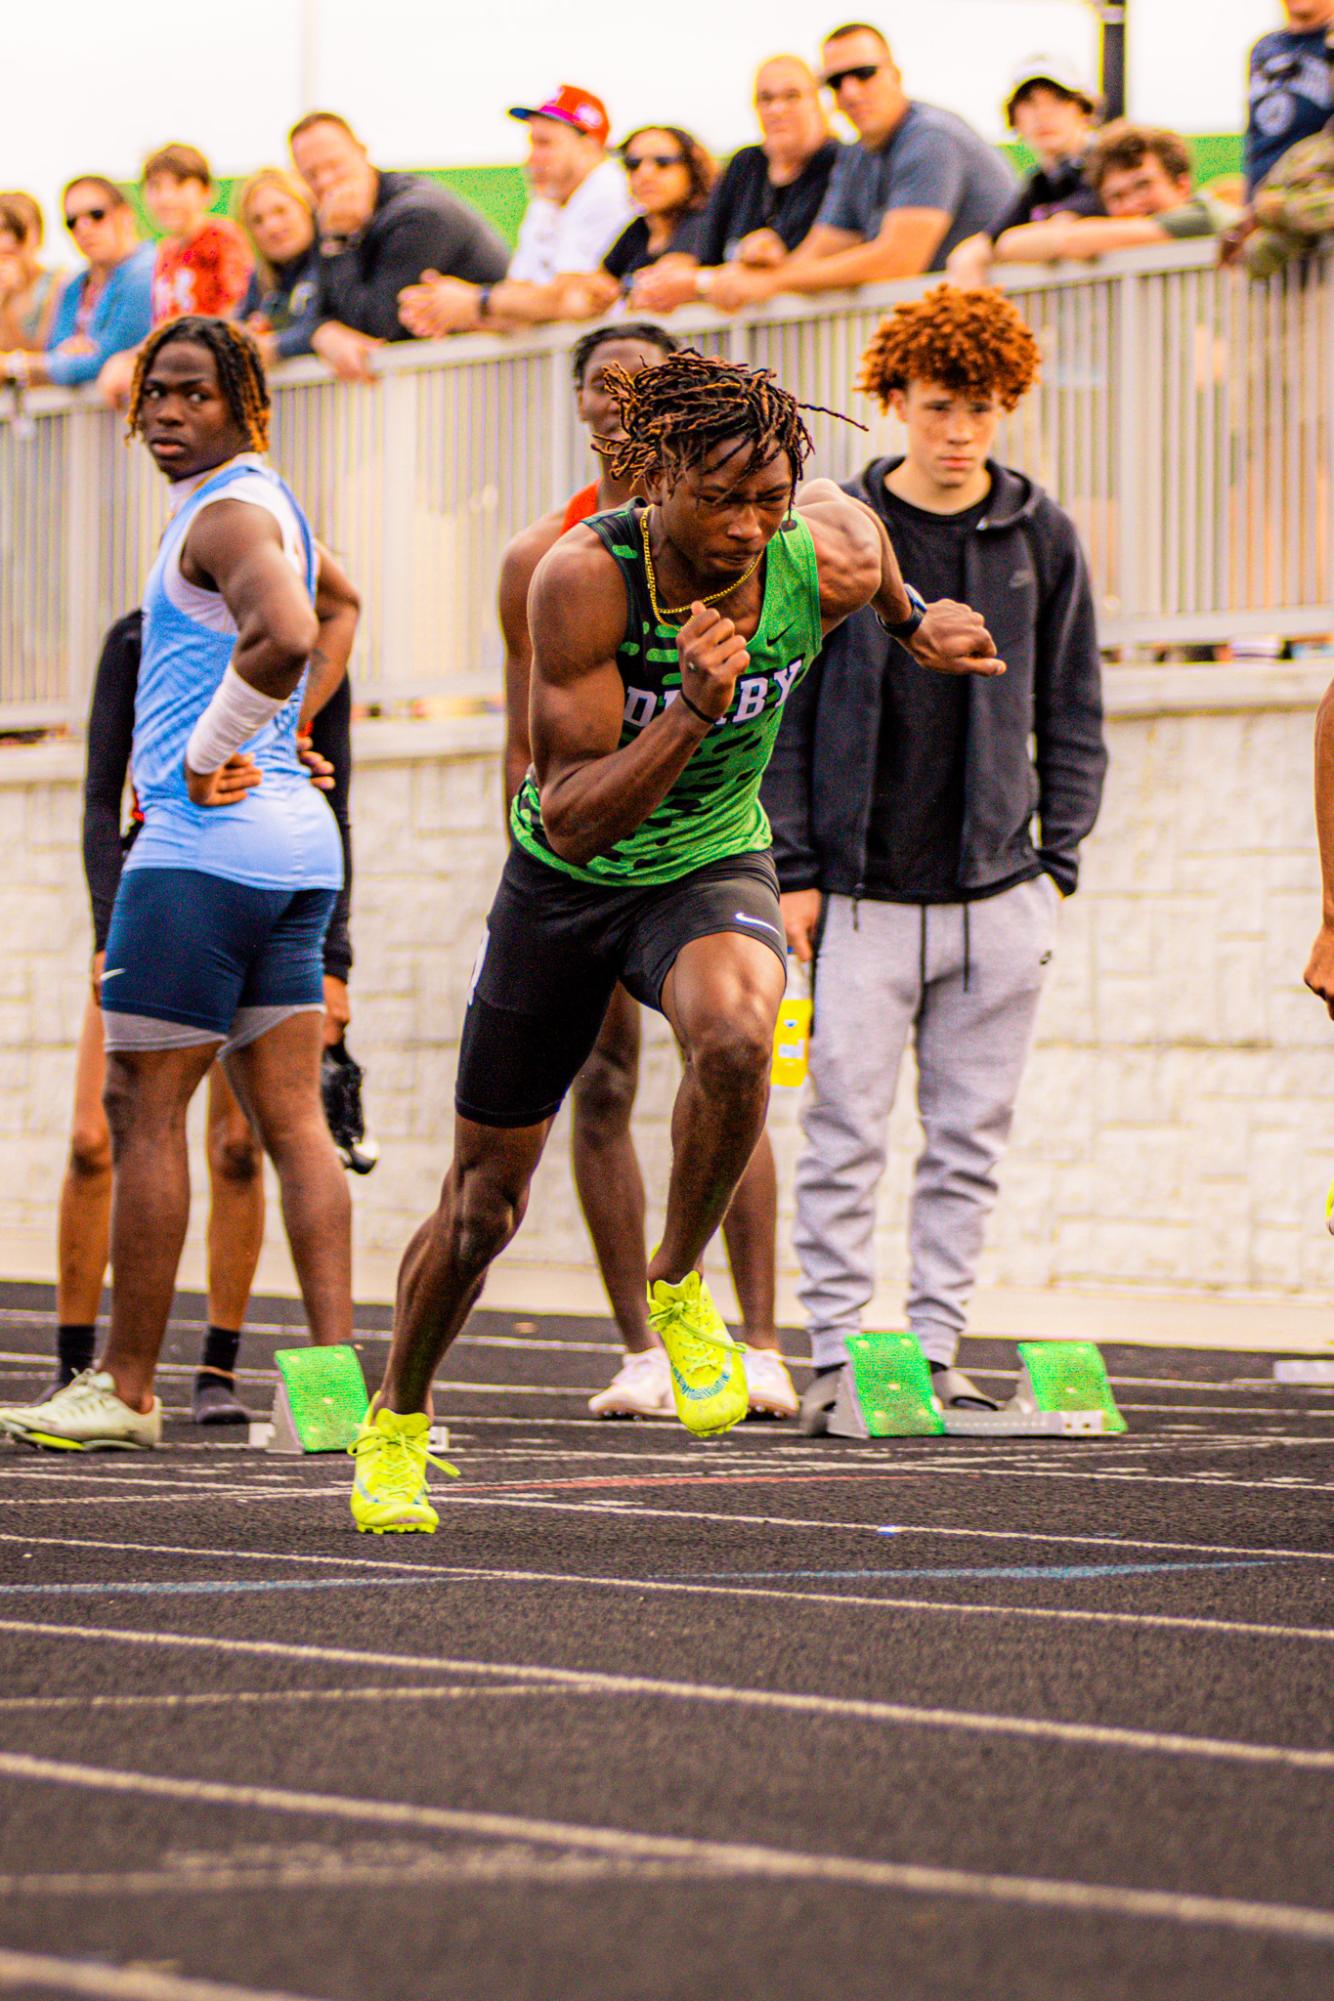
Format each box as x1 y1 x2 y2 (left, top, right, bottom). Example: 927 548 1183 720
947 57 1102 288
633 56 839 315
763 287 1106 1423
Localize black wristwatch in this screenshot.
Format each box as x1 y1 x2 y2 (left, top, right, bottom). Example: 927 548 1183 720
878 582 928 642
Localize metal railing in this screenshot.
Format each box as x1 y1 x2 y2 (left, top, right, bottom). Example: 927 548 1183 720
2 240 1330 732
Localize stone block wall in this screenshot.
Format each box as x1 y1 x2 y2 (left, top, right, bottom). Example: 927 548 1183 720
6 664 1334 1311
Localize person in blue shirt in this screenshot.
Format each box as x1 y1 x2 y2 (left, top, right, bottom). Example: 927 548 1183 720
710 22 1014 311
0 317 360 1452
1 177 153 392
1245 1 1334 193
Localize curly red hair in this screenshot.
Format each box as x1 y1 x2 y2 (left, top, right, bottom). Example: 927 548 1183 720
856 284 1040 413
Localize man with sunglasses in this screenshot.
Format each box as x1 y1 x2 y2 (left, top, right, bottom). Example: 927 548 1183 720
709 23 1014 312
0 177 152 390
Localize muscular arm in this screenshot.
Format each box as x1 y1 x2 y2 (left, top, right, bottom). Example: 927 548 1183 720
528 534 741 868
498 510 564 814
996 215 1167 264
182 501 320 698
796 478 1004 675
300 541 360 728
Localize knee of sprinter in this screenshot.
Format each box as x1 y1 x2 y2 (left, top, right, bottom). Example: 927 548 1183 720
67 1119 112 1182
448 1161 529 1274
689 1007 773 1101
571 1046 637 1143
101 1060 140 1148
208 1127 263 1187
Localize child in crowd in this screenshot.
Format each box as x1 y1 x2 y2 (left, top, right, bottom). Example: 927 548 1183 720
142 144 253 323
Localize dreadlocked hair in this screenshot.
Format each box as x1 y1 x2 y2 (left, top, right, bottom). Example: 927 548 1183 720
126 316 271 453
594 348 830 490
856 285 1040 414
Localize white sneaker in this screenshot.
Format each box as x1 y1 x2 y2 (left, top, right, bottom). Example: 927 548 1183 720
0 1369 162 1450
589 1347 674 1418
744 1348 799 1419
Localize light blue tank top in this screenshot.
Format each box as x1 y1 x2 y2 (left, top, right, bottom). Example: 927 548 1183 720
126 457 343 891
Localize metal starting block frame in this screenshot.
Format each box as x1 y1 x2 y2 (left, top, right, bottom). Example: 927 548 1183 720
246 1344 449 1455
826 1332 1126 1439
1274 1359 1334 1386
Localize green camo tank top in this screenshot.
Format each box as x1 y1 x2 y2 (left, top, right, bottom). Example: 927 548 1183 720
510 500 824 885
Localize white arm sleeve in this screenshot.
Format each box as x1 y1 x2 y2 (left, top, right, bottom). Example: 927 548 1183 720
184 663 287 775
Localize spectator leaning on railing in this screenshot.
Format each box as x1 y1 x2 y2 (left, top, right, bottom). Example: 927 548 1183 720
1235 37 1334 276
1244 0 1334 195
289 111 509 381
633 56 839 315
947 57 1103 289
708 22 1015 312
994 122 1238 265
0 178 153 391
398 85 632 338
0 193 60 354
556 127 715 320
236 169 321 364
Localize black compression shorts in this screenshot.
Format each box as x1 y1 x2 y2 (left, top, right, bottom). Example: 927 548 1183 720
455 844 786 1128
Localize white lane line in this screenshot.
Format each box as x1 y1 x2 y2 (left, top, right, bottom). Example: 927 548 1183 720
2 1749 1333 1947
0 1946 318 2001
9 1517 1334 1574
0 1684 568 1713
0 1635 1326 1774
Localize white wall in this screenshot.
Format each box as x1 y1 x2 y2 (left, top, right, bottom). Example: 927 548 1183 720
7 0 1265 271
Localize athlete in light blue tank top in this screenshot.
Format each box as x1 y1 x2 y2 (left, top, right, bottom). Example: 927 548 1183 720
129 454 343 892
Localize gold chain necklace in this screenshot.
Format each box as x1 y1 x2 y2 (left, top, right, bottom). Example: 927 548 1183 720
640 508 765 623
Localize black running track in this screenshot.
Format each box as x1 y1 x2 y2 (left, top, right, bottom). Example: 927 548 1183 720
0 1282 1332 2001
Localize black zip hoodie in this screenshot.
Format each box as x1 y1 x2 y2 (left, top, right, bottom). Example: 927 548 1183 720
762 456 1107 900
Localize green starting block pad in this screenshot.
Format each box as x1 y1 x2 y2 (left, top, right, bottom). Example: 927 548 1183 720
247 1345 451 1455
827 1332 945 1438
944 1340 1126 1436
1274 1360 1334 1385
825 1332 1125 1438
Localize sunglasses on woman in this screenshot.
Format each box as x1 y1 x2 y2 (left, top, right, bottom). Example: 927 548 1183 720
624 152 684 172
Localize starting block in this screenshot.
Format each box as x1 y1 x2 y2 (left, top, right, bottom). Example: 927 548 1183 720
1274 1359 1334 1386
247 1345 450 1455
825 1332 1125 1438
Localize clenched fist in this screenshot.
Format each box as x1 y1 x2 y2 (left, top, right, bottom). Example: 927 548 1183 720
908 599 1006 678
675 603 751 724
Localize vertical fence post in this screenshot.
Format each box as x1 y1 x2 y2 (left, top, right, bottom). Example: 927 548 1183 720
378 366 418 701
63 401 101 734
1113 265 1143 656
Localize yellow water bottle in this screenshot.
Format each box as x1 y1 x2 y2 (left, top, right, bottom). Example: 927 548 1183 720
771 957 813 1087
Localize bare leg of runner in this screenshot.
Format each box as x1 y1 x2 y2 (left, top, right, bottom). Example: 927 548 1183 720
223 1012 351 1349
381 1118 550 1413
721 1131 779 1350
570 986 650 1350
101 1043 220 1411
204 1066 265 1335
56 994 113 1344
649 932 786 1288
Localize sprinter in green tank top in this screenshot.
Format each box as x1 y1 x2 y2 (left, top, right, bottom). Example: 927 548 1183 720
353 353 1004 1524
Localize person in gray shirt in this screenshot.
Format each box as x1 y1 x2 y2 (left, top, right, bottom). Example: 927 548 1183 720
712 22 1015 311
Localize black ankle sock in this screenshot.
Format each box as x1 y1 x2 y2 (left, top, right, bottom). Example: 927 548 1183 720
198 1325 241 1385
57 1324 96 1376
814 1362 844 1379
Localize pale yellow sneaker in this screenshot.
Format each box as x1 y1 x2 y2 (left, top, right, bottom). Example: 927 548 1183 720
647 1271 749 1438
349 1406 458 1533
0 1369 161 1450
744 1347 798 1419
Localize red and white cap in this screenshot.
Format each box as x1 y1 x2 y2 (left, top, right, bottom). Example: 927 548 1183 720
508 85 612 148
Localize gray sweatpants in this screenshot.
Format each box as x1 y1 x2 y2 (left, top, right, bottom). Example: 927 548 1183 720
794 876 1059 1370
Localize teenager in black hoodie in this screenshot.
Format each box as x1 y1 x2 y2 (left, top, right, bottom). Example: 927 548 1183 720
764 286 1106 1421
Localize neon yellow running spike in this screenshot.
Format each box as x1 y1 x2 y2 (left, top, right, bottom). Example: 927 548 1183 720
648 1270 749 1438
1326 1175 1334 1236
348 1406 459 1534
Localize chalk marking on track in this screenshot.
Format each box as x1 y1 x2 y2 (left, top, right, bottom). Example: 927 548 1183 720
0 1946 318 2001
1 1635 1331 1773
2 1749 1333 1947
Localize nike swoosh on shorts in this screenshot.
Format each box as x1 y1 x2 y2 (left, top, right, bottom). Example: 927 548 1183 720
100 968 125 982
734 912 783 938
